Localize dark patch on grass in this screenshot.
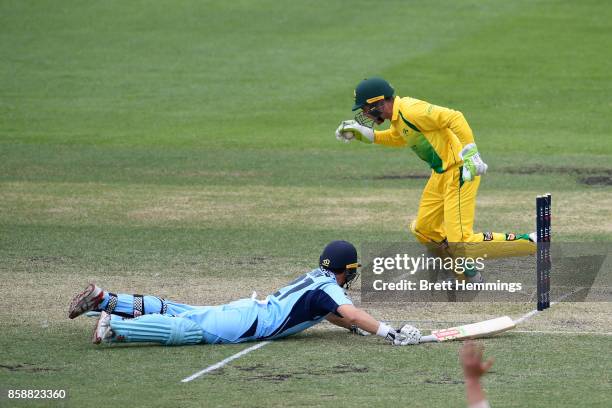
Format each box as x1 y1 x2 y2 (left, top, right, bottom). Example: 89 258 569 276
0 363 60 373
232 257 270 266
372 173 429 180
424 375 463 385
26 256 75 264
502 166 612 187
241 363 368 382
329 363 369 374
248 373 293 382
579 176 612 186
236 363 265 372
505 166 612 176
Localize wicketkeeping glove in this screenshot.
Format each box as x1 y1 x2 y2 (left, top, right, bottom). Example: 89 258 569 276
460 143 488 182
335 120 374 144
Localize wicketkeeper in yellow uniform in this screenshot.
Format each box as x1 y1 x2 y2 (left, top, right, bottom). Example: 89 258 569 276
336 77 534 280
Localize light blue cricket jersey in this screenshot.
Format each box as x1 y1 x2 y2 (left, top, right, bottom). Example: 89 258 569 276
257 267 353 340
180 268 353 344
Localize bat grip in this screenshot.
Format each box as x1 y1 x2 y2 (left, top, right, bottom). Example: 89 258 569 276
420 334 440 343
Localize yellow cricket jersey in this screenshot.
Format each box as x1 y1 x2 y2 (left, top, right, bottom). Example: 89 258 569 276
374 96 475 173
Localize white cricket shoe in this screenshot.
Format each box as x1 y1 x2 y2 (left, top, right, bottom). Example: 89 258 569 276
92 311 113 344
529 232 537 242
68 283 104 319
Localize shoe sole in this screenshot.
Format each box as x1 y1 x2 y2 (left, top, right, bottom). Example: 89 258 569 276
68 284 101 319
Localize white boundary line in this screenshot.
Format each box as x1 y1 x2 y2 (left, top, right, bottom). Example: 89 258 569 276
181 341 271 383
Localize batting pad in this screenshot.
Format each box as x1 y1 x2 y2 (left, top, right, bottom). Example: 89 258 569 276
110 314 203 346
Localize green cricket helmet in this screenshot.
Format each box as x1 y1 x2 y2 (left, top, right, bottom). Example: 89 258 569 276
352 77 395 111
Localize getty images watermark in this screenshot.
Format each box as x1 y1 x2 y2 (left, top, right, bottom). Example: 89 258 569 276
360 242 611 303
371 253 522 293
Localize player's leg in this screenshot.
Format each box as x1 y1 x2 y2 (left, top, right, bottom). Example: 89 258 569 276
442 168 481 244
409 173 453 283
410 172 446 244
98 292 196 318
93 312 203 346
442 167 535 270
68 283 198 319
181 299 260 344
96 300 259 345
443 168 534 244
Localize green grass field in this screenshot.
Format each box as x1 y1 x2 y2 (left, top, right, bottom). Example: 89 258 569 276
1 0 611 406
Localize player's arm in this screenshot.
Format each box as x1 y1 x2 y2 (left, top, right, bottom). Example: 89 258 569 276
408 101 487 181
374 128 407 147
333 304 380 333
326 313 371 336
335 120 406 147
318 284 418 345
409 101 475 146
335 304 421 345
325 313 354 330
461 341 494 408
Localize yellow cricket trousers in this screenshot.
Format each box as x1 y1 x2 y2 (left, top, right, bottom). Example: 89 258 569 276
411 165 483 244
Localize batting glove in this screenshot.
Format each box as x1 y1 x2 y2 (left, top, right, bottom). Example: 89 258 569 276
380 323 421 346
460 143 488 182
396 324 422 345
335 120 374 144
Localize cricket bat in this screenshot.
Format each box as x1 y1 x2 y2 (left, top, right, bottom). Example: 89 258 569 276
420 316 516 343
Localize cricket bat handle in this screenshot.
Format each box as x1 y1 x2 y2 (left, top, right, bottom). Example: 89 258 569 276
419 334 440 343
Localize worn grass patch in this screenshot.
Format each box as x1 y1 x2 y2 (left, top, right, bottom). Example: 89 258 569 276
3 182 612 236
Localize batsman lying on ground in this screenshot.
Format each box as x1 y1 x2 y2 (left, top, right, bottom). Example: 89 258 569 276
335 78 535 281
68 240 422 346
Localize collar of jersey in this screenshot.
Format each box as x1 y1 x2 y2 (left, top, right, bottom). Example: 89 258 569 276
317 267 337 282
